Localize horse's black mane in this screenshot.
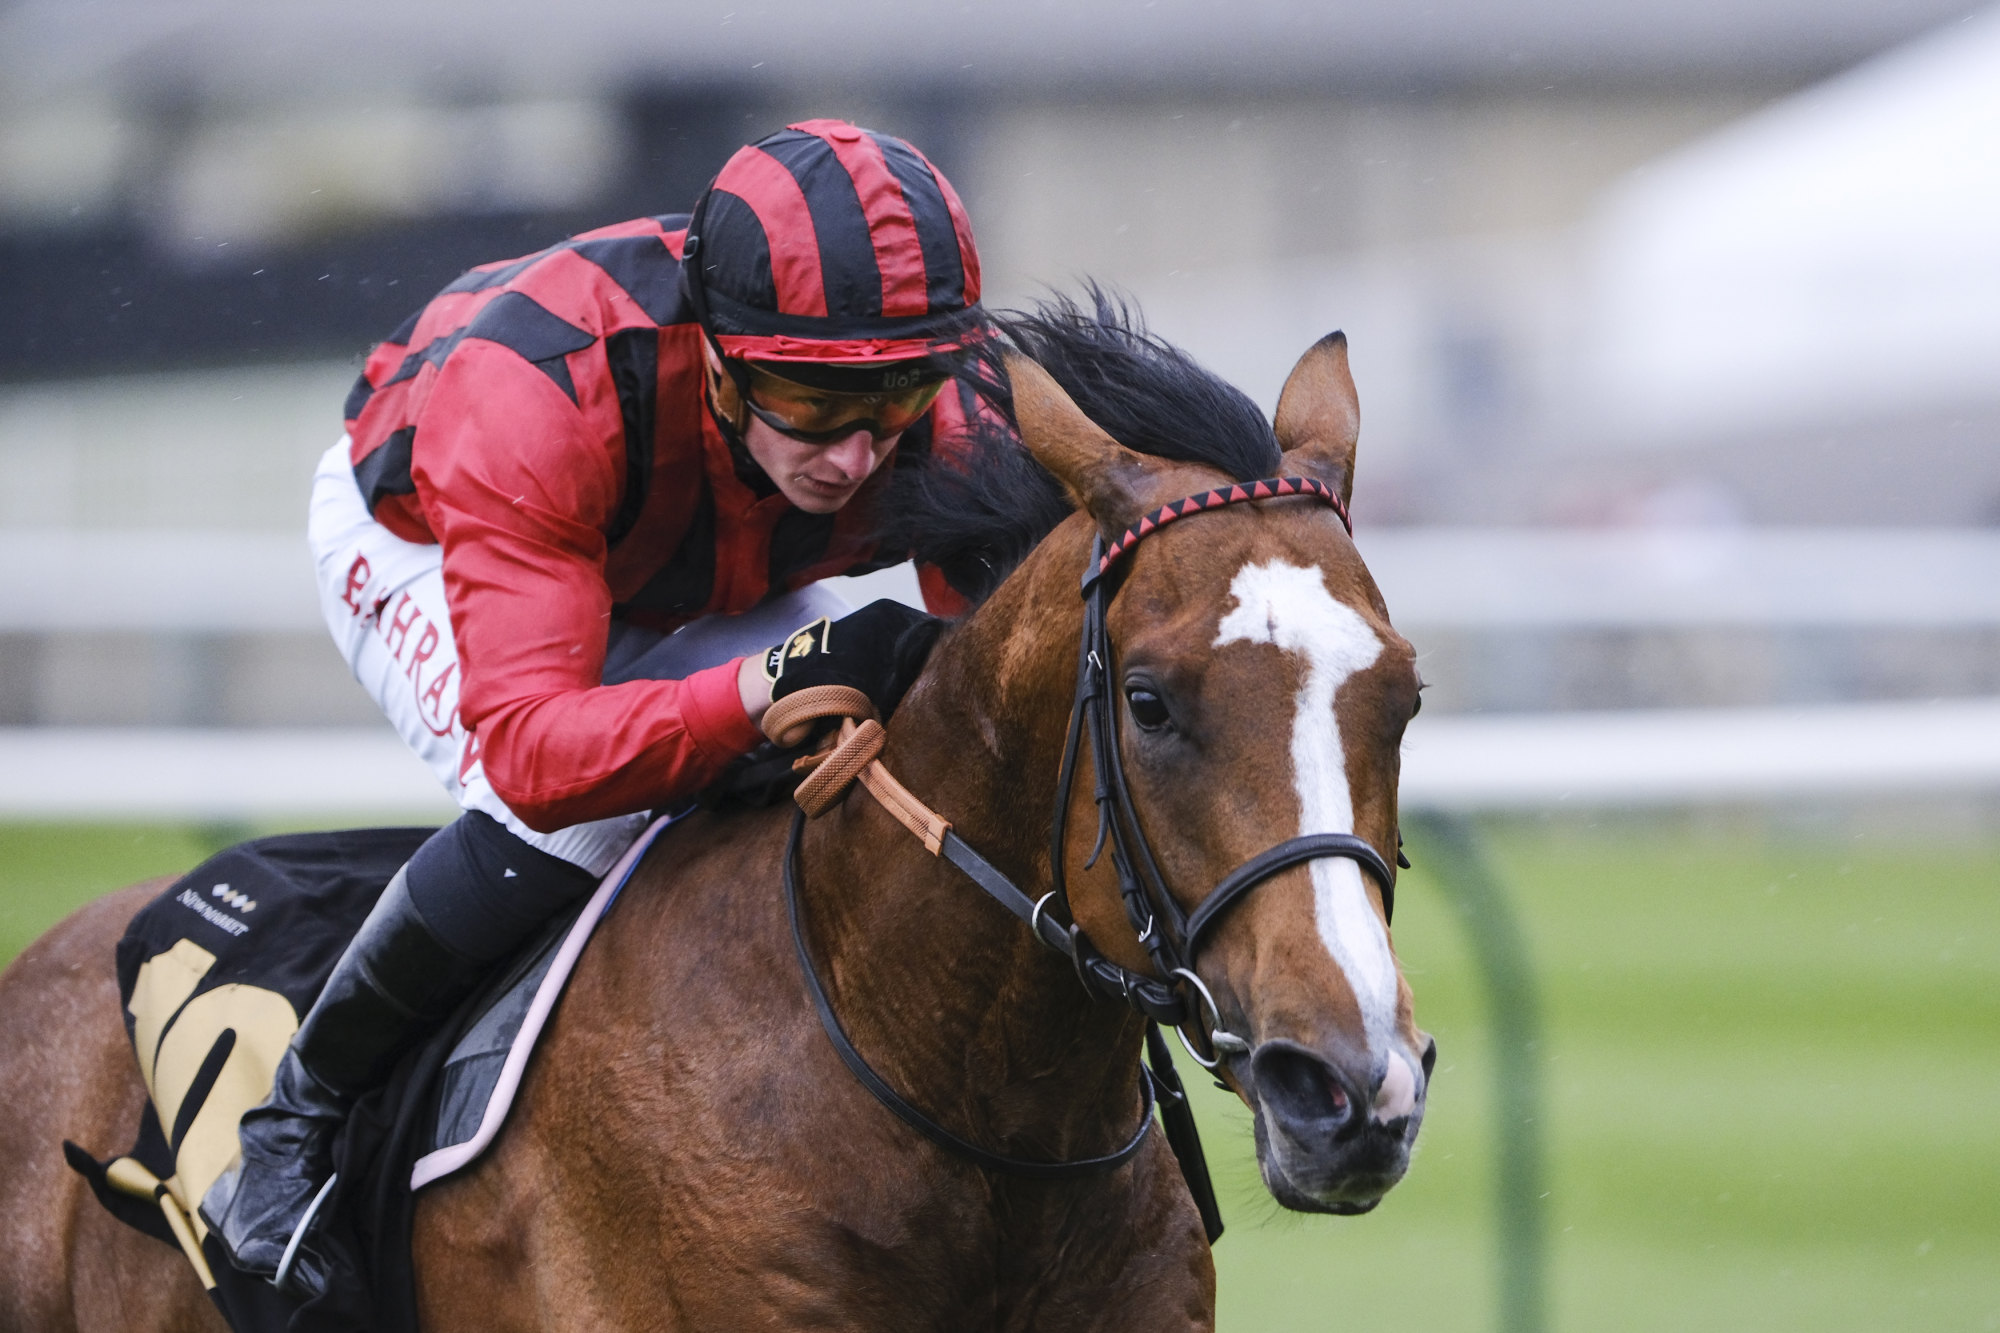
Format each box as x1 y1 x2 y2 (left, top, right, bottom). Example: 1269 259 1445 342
878 287 1282 603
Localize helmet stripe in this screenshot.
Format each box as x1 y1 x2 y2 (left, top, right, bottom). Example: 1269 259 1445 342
810 126 932 318
711 147 828 318
867 131 968 313
696 191 780 317
757 130 882 320
918 144 981 307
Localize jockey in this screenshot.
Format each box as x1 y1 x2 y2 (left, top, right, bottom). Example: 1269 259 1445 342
201 120 986 1294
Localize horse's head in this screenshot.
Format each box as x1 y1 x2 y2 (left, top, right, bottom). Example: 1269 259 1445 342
1006 334 1431 1215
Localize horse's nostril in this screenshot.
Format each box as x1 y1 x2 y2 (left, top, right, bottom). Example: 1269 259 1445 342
1420 1035 1438 1080
1252 1043 1359 1137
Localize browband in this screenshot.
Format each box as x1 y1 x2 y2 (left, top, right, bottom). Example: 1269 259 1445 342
1091 476 1348 582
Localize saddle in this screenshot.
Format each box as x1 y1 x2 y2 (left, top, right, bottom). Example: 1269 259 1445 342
64 818 674 1333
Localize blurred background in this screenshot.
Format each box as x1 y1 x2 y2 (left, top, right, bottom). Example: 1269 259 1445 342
2 1 1996 1329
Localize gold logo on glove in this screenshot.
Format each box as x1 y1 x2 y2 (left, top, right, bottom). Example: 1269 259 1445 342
763 617 834 684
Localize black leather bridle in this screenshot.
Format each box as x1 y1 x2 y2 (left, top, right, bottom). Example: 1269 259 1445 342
783 476 1403 1243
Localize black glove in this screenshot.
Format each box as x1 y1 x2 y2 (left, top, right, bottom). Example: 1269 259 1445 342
763 599 945 721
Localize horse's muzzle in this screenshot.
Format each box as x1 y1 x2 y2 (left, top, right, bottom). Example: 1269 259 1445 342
1247 1033 1435 1214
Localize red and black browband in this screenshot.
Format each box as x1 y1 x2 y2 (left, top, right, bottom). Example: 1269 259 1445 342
1093 476 1349 580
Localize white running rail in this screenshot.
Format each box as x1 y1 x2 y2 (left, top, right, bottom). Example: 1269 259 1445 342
4 697 1998 819
5 530 2000 631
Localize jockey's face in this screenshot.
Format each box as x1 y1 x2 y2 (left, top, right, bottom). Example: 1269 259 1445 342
741 413 902 514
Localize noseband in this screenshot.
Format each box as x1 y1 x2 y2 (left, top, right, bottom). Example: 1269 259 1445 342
776 475 1401 1242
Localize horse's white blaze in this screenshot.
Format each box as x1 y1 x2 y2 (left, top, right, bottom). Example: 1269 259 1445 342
1214 559 1397 1053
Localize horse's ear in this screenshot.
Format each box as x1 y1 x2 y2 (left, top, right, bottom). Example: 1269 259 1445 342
1274 331 1361 507
1003 351 1163 532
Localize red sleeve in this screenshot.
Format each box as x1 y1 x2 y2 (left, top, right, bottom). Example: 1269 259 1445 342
415 341 763 833
916 564 969 617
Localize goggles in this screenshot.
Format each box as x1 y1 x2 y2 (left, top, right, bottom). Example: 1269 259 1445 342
724 359 946 445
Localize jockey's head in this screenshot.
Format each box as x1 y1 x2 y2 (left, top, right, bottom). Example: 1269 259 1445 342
684 120 985 514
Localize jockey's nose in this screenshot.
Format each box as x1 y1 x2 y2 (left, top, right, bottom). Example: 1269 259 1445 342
822 430 879 480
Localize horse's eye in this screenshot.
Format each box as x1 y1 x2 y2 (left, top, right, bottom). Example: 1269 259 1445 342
1125 686 1170 731
1411 693 1423 718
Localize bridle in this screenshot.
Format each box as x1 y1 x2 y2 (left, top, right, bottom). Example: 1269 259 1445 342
775 475 1402 1242
1054 476 1400 1061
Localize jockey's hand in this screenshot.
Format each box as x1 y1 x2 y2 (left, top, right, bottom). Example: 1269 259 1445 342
762 599 945 724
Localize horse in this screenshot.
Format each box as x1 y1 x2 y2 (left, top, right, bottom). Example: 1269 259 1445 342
0 302 1431 1331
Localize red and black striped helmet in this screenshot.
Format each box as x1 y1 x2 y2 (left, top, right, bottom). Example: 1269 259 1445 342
683 120 984 374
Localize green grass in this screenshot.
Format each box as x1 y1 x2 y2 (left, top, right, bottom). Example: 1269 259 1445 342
0 823 236 963
5 816 1996 1330
1194 818 2000 1333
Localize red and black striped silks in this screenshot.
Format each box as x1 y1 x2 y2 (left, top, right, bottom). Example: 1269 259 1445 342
335 205 978 834
685 120 984 366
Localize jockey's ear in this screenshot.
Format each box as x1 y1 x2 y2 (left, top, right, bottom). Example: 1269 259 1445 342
1274 331 1360 510
1002 351 1167 536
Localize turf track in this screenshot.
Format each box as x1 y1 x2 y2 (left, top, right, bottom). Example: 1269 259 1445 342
4 818 1995 1331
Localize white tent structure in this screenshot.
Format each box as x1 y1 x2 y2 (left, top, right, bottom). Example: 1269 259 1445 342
1587 5 2000 442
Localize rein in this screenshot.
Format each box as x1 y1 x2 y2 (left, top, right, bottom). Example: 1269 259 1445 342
772 475 1401 1243
781 810 1157 1180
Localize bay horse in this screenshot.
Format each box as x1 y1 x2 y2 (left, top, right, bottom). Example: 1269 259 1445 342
0 304 1431 1331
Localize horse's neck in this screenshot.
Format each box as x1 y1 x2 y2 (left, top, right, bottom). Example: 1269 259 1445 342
798 522 1149 1158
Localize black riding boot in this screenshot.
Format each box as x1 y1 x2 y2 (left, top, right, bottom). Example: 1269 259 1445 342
199 811 600 1296
197 865 486 1295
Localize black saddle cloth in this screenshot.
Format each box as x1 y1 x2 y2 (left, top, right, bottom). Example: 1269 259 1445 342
66 827 589 1333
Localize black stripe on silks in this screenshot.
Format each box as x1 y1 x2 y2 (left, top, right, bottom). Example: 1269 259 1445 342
440 251 546 296
345 301 424 420
463 291 597 405
380 327 470 391
602 327 658 549
343 371 375 423
385 308 422 347
868 132 965 311
758 130 884 319
698 190 779 311
355 426 417 509
572 235 690 327
614 488 717 619
767 507 836 589
464 291 596 363
535 355 577 403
